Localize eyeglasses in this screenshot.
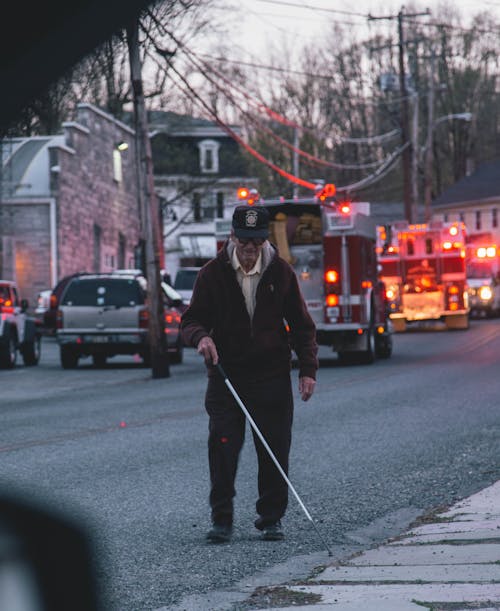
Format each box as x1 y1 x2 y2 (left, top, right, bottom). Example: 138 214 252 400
237 237 265 246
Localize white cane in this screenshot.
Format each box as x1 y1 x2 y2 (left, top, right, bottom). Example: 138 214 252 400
216 363 332 556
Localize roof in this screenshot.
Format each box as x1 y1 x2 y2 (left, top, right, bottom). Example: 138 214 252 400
0 0 156 133
432 159 500 209
1 137 63 197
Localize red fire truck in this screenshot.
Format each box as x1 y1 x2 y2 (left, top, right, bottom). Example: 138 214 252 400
215 190 393 364
377 220 469 331
465 235 500 318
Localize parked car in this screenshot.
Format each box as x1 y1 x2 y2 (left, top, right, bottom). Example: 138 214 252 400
173 267 200 311
55 273 183 368
44 272 90 335
0 280 41 368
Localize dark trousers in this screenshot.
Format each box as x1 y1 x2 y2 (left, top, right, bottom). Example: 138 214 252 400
205 373 293 529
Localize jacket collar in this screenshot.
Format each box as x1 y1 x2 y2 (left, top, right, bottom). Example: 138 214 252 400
223 239 276 275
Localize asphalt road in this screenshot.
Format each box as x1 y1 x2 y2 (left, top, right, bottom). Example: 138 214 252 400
1 320 499 610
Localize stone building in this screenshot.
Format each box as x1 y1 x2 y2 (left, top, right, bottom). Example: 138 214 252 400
0 103 140 304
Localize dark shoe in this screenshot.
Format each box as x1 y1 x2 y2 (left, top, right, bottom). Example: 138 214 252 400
206 524 232 543
261 521 284 541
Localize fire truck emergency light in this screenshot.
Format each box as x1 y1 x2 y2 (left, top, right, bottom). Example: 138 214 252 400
340 203 351 215
247 189 260 205
236 187 260 205
237 187 250 200
477 246 497 258
316 183 336 201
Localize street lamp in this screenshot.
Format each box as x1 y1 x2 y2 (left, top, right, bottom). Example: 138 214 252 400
432 112 472 128
423 112 473 222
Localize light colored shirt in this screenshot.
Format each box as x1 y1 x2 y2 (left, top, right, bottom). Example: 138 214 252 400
231 247 262 319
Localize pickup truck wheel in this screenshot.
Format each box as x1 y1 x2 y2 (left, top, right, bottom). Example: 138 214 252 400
22 335 41 366
0 332 17 369
60 346 78 369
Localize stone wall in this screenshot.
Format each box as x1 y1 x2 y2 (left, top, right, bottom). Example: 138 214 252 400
55 104 140 279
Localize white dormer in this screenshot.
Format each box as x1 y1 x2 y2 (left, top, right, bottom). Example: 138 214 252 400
197 139 220 173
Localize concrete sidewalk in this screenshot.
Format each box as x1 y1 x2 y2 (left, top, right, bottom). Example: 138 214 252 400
255 479 500 611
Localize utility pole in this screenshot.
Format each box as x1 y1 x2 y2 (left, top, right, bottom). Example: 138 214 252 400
411 91 419 222
369 7 430 223
293 126 299 198
397 9 413 223
423 48 436 223
127 18 170 379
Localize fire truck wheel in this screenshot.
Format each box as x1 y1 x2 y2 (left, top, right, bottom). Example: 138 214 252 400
375 333 393 359
360 325 376 364
338 325 376 365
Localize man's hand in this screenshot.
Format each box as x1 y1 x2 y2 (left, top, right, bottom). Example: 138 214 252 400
197 336 219 365
299 376 316 401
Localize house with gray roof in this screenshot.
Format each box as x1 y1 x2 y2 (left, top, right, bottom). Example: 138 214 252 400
431 159 500 243
148 111 258 280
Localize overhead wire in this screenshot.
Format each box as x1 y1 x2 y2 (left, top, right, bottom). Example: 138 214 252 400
172 39 404 148
143 12 410 195
163 53 409 195
180 45 394 170
155 52 319 190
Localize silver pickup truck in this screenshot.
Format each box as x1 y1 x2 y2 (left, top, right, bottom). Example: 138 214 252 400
55 273 184 368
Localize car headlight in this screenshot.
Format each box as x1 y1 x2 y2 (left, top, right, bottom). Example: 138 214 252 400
479 286 493 301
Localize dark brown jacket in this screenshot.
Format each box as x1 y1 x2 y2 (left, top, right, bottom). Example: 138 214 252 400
181 241 318 381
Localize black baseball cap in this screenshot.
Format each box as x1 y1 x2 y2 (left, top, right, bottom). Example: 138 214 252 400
232 205 270 239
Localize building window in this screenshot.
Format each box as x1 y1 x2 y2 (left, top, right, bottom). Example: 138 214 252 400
118 233 126 269
93 224 102 272
492 208 498 229
459 212 465 223
197 140 220 174
443 213 448 222
475 210 481 231
216 192 224 218
113 149 123 182
193 192 201 222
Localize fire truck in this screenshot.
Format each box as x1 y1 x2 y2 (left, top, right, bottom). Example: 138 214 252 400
377 220 469 332
465 236 500 317
215 189 393 364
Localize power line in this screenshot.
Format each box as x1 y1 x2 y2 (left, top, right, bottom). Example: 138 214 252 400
155 46 410 196
182 47 393 170
255 0 369 19
163 33 404 164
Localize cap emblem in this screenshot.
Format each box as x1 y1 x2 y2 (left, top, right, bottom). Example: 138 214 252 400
245 209 258 228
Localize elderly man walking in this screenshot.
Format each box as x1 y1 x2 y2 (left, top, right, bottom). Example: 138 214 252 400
181 204 318 543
